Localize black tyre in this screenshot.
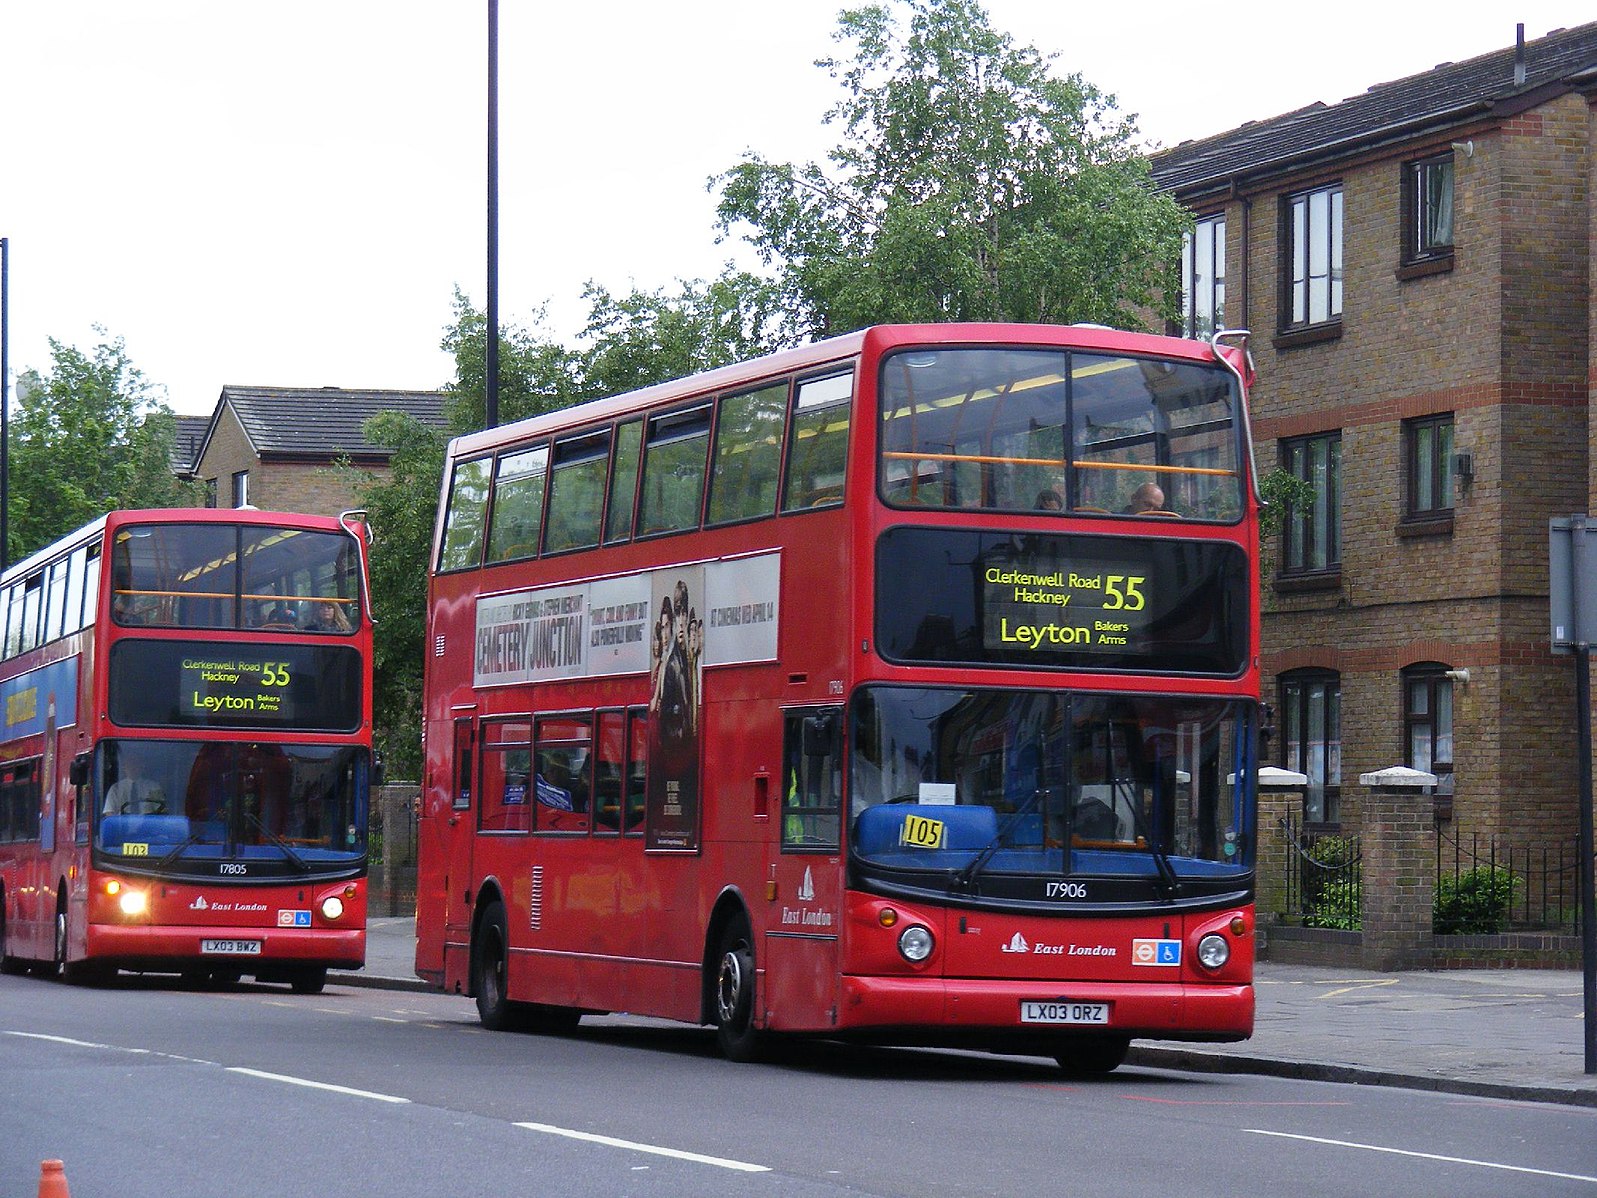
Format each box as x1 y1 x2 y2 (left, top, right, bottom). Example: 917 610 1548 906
473 900 520 1030
289 967 328 995
1054 1035 1131 1076
713 921 764 1062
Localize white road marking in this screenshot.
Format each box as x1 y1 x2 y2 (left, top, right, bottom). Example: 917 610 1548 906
1248 1129 1597 1184
514 1121 770 1172
6 1031 110 1049
227 1067 410 1104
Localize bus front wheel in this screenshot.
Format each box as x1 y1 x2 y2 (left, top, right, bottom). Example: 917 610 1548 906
473 900 518 1030
713 922 764 1062
1054 1035 1131 1076
289 967 327 995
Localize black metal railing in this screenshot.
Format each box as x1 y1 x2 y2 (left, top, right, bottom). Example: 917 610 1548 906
1283 814 1362 930
1434 827 1581 935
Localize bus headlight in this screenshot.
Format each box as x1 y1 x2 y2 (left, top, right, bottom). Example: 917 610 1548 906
118 889 148 917
319 895 345 921
1196 933 1230 970
897 924 934 963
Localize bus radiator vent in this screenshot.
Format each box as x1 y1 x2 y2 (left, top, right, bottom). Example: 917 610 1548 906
529 865 543 930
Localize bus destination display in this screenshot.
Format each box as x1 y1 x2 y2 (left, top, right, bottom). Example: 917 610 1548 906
983 564 1147 651
875 527 1248 676
109 640 362 732
181 654 294 720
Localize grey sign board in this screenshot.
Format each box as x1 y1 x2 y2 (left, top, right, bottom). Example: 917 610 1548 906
1550 516 1597 653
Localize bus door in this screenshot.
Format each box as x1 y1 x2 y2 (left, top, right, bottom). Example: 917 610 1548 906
422 715 476 981
765 706 843 1031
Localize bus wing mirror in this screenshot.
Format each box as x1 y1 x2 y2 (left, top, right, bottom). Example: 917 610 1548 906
372 752 387 788
69 753 91 787
802 711 841 759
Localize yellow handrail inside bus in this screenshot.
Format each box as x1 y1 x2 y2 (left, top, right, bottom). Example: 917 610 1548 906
881 451 1235 478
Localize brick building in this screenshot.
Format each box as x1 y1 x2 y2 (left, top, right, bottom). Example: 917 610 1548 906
1151 23 1597 850
188 385 447 517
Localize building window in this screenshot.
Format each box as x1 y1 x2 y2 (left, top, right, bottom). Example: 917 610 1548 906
1279 670 1340 824
1405 414 1454 517
230 470 249 508
1280 432 1340 574
1406 154 1454 261
1403 664 1454 798
203 478 218 508
1283 184 1343 329
1181 214 1225 338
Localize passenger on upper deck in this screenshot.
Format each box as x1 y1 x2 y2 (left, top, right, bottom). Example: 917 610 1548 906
1122 483 1166 515
301 599 352 633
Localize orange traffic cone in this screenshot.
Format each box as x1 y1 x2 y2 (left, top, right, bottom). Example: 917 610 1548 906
37 1159 71 1198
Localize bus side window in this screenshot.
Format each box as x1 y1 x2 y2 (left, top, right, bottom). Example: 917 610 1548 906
638 405 711 536
438 457 494 572
594 710 626 835
545 431 610 554
533 716 592 835
603 420 643 545
782 708 841 850
625 707 647 835
781 372 852 512
486 446 548 564
706 381 786 525
452 720 474 812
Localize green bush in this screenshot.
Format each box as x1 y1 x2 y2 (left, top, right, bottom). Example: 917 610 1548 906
1434 866 1521 934
1300 836 1361 929
1304 878 1361 930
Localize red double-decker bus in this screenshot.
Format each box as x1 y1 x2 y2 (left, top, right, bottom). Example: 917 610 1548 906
0 508 375 993
416 323 1260 1072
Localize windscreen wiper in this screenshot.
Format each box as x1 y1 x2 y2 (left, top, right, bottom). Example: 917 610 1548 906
243 811 310 873
951 787 1052 894
155 829 213 870
1111 777 1179 899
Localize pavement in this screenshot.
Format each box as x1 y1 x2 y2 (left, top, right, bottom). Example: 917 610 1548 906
335 915 1597 1107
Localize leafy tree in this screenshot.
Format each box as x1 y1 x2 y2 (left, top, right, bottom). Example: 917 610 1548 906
9 329 200 560
713 0 1189 336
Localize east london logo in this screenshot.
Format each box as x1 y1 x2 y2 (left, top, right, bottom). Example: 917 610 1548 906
1001 932 1117 957
779 868 832 927
187 896 266 914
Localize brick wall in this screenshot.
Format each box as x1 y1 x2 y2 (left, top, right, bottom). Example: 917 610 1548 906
194 403 385 517
1232 91 1594 856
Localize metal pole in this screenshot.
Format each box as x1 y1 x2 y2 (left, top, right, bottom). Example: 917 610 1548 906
485 0 499 430
1571 514 1597 1073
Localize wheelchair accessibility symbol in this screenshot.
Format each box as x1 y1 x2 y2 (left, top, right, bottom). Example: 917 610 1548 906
1131 938 1181 966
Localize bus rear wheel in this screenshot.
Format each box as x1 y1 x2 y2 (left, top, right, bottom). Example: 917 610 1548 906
713 922 764 1062
1054 1035 1131 1076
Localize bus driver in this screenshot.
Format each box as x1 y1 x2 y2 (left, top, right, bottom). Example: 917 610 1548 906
104 748 168 815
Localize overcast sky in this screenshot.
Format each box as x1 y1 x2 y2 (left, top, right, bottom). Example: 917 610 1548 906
2 1 1592 416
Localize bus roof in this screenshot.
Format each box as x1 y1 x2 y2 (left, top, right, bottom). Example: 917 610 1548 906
444 322 1235 461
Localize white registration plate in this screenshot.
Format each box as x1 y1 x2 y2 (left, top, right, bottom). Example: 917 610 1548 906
1021 1000 1110 1025
201 939 263 956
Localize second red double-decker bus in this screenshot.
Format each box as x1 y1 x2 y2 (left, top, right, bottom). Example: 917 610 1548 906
417 322 1259 1072
0 508 375 993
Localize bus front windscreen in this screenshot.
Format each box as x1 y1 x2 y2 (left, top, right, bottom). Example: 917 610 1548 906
93 739 369 879
848 688 1252 907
